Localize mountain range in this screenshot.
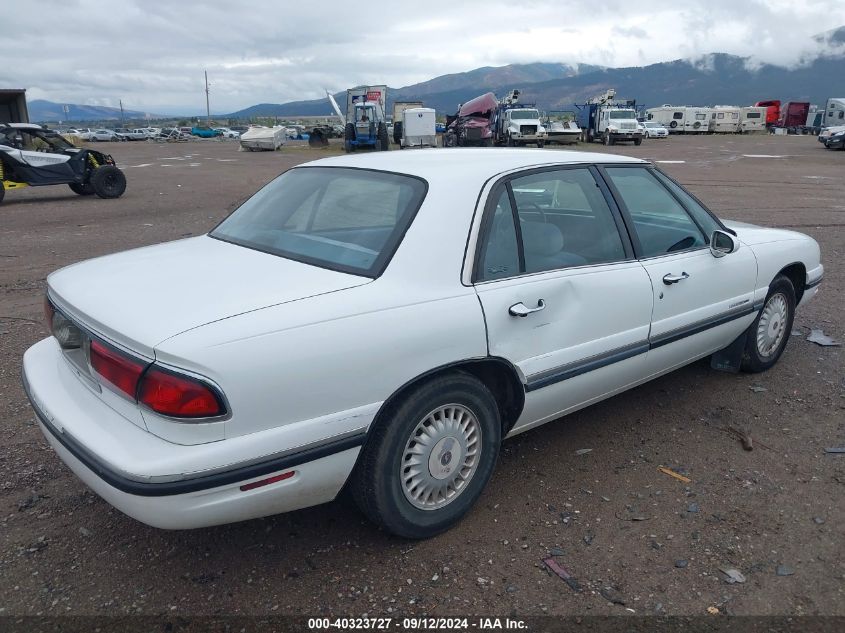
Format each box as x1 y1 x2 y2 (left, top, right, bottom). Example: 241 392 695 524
29 27 845 122
227 53 844 119
28 100 158 123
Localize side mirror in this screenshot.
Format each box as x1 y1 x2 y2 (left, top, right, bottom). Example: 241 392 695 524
710 230 739 258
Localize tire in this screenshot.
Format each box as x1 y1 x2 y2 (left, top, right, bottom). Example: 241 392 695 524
634 137 642 146
351 372 502 539
393 121 403 145
90 165 126 199
740 275 796 373
604 132 612 146
344 123 356 153
0 181 4 205
645 131 650 138
506 134 515 147
377 122 389 151
537 141 545 148
69 182 95 195
669 120 678 129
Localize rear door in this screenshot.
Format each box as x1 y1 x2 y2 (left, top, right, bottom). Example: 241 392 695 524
600 166 758 375
473 166 654 435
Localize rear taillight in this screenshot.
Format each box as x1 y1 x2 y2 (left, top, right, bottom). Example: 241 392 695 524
138 367 224 418
90 339 147 399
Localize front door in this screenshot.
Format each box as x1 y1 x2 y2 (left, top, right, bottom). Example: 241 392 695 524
600 166 758 375
473 166 654 434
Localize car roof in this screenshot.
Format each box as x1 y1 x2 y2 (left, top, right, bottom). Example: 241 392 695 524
308 149 645 184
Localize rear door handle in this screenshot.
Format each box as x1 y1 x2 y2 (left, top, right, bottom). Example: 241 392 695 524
662 272 689 285
509 300 546 317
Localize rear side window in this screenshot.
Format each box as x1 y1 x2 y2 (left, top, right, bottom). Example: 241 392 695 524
211 167 426 277
604 167 706 258
475 168 627 281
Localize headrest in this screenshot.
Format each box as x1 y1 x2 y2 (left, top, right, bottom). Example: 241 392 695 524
521 221 563 257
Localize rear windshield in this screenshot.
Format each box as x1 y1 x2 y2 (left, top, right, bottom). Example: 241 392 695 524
210 167 427 277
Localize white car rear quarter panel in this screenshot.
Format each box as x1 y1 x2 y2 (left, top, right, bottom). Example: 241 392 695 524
157 171 494 440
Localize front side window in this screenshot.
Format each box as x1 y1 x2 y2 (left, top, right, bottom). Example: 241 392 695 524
211 167 426 277
673 112 683 119
604 167 706 258
652 171 721 238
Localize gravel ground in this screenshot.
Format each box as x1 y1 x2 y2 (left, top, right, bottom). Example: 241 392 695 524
0 134 843 619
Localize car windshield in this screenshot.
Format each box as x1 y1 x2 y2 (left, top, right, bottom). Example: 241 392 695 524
211 167 427 277
510 110 539 120
609 111 637 119
0 127 74 151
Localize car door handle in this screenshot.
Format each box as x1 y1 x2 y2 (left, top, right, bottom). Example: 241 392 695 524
509 300 546 317
662 272 690 285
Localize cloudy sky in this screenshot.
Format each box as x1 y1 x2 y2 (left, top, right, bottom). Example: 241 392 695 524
6 0 845 114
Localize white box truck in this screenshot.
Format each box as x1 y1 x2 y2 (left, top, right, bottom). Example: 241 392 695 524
398 107 436 148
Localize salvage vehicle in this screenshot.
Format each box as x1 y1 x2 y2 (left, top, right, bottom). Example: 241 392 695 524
492 91 547 148
23 150 822 538
641 121 668 138
578 89 643 145
1 123 126 204
821 126 845 149
443 92 497 147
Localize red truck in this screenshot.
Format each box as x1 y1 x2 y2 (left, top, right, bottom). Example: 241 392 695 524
777 101 811 131
754 100 781 128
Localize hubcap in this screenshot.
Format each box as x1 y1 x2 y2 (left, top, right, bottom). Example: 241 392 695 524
756 292 788 359
400 404 481 511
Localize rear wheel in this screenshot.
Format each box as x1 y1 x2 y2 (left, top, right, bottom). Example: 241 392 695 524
69 182 95 196
351 372 501 538
344 123 356 153
377 122 389 151
90 165 126 199
741 275 796 372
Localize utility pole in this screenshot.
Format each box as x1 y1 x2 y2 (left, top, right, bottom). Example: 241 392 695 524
119 99 125 126
205 71 211 127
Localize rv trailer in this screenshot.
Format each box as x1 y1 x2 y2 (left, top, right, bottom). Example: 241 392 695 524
738 107 767 134
709 106 741 133
645 105 685 132
645 105 710 133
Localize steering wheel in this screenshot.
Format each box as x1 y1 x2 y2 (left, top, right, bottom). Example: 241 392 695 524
520 200 548 223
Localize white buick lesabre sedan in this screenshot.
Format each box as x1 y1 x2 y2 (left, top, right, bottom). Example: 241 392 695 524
23 150 822 538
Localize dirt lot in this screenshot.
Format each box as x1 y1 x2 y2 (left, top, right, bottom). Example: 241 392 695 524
1 135 843 620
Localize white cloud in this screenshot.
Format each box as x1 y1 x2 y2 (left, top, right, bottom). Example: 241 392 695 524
5 0 844 113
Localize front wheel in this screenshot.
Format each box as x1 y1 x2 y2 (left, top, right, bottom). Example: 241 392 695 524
351 372 501 538
90 165 126 199
537 141 545 148
741 275 796 372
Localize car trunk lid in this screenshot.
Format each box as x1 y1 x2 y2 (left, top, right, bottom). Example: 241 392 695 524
48 235 370 357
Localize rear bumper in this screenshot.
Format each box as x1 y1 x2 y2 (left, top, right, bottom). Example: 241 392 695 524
22 338 363 529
